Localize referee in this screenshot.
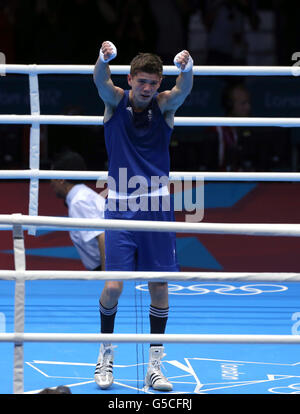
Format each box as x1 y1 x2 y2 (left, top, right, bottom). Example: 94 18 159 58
50 151 105 271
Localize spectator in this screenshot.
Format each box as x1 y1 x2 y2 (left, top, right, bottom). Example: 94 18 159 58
203 81 290 172
0 125 23 169
149 0 185 64
204 82 255 171
58 0 109 64
204 0 259 65
115 0 157 63
0 0 16 63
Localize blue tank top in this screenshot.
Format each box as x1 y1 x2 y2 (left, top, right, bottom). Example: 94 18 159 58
104 90 173 197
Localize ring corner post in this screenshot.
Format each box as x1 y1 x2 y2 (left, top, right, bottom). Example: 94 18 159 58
12 223 26 394
0 51 6 77
28 71 41 236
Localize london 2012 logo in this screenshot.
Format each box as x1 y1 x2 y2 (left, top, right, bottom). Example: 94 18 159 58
24 355 300 394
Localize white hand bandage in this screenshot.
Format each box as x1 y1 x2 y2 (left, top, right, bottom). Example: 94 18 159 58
173 51 193 72
100 41 117 63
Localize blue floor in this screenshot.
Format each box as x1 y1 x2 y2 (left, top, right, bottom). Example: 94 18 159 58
1 279 300 394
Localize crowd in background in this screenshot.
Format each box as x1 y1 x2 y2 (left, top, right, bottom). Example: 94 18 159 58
0 0 298 171
0 0 298 66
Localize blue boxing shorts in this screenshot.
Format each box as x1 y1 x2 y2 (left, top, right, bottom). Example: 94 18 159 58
104 199 179 272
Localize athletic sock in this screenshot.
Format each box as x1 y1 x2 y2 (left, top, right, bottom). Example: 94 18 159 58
99 302 118 334
149 304 169 347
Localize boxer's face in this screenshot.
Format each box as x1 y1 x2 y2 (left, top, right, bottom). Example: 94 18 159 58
128 72 161 110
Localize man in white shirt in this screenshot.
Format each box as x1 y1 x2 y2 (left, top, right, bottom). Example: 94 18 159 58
50 151 105 271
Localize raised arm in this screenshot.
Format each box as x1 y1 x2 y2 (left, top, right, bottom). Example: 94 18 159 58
93 41 124 117
158 50 193 125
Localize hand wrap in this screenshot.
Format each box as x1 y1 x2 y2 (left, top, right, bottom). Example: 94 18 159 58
100 41 117 63
173 51 193 72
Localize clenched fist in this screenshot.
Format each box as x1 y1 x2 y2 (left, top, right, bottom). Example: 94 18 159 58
100 41 117 63
173 50 193 72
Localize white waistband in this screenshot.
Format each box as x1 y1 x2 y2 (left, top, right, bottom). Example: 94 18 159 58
108 185 170 200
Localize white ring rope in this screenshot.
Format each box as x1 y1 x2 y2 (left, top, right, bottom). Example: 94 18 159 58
0 333 299 344
2 63 300 393
1 63 300 76
0 214 300 237
0 114 299 127
0 170 300 182
1 270 300 282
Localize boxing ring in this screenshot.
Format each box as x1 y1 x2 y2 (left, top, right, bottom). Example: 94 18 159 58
1 63 300 394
